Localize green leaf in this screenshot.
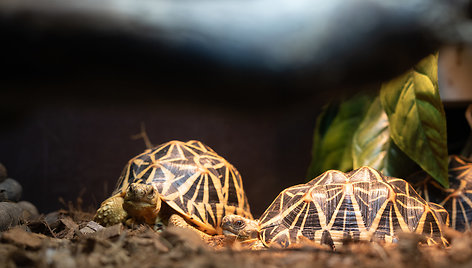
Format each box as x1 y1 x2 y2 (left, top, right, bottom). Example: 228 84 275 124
352 97 418 178
307 94 373 179
380 54 449 187
415 53 439 89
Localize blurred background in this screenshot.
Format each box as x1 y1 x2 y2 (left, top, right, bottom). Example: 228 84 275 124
0 0 471 217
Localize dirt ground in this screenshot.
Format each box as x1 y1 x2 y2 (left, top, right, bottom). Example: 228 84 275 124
1 207 472 268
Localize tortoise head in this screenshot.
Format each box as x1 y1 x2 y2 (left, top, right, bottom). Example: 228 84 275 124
222 215 259 240
123 183 161 224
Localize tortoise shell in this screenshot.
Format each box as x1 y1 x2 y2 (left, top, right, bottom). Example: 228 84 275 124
114 140 253 234
413 155 472 231
258 167 448 248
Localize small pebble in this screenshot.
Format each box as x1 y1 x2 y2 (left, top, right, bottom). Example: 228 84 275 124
44 211 61 226
0 178 22 202
0 202 24 231
17 201 40 220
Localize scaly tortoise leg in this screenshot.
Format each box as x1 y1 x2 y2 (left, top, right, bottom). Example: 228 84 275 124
167 214 212 240
93 193 128 226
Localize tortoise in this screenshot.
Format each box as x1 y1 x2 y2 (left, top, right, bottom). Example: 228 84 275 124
413 155 472 231
222 166 449 249
94 140 253 237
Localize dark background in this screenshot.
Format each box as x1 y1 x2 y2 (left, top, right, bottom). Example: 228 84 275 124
0 79 332 217
1 76 470 218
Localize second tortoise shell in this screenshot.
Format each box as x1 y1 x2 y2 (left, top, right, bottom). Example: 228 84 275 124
414 155 472 231
258 167 448 248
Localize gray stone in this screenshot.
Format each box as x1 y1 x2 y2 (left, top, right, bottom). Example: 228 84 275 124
17 201 40 220
0 202 23 231
0 178 22 202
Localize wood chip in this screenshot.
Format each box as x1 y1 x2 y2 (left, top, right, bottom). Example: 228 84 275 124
60 217 79 230
79 221 105 235
85 224 123 240
57 217 79 239
1 227 43 249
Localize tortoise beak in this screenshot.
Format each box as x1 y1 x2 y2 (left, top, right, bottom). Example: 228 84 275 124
222 229 238 237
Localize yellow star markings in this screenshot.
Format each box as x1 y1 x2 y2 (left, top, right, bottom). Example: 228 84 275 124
414 155 472 231
258 167 447 248
108 140 252 235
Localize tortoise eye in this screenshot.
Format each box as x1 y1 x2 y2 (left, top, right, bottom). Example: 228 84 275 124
235 220 244 228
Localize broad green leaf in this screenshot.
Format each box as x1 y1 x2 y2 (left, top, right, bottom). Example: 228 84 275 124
380 54 449 187
415 53 439 89
307 94 373 179
352 97 418 178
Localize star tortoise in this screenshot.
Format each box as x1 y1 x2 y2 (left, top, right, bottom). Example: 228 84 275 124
94 140 253 237
222 167 449 248
413 155 472 231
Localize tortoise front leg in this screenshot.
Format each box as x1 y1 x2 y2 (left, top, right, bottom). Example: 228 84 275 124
94 193 128 226
167 214 212 239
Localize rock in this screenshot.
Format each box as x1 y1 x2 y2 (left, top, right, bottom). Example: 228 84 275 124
17 201 39 220
43 211 61 227
0 163 6 182
0 202 41 231
0 178 22 202
0 202 24 231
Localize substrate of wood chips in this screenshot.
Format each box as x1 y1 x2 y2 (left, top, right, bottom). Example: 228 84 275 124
1 209 472 268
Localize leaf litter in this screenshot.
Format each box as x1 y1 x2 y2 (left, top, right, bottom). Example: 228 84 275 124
1 208 472 268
